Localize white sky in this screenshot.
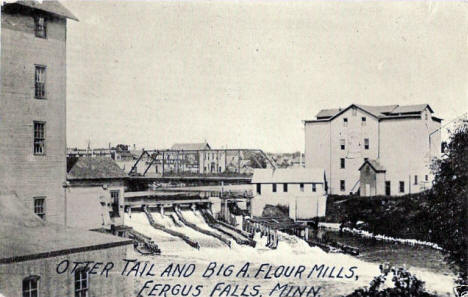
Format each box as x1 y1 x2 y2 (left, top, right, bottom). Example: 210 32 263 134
64 1 468 153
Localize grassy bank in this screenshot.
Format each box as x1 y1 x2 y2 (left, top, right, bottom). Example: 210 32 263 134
323 193 435 242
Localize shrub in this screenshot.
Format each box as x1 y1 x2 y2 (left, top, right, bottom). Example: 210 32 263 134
343 264 438 297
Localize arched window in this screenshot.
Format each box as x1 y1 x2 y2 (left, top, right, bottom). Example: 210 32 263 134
23 275 40 297
75 268 89 297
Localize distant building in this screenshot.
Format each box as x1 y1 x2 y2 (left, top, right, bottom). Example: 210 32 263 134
251 168 327 221
304 104 442 196
291 154 305 168
170 142 227 174
66 156 128 230
171 142 211 151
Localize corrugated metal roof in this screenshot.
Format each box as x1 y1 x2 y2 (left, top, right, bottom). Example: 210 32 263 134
0 192 130 262
252 168 325 183
67 156 128 179
13 1 79 21
171 142 211 150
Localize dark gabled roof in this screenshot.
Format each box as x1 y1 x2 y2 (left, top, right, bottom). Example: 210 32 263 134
171 142 211 151
67 156 128 179
316 108 341 119
306 104 437 123
432 116 442 123
13 1 79 21
0 192 131 263
359 159 386 173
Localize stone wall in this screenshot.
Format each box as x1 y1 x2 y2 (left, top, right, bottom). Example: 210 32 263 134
0 7 67 224
0 245 134 297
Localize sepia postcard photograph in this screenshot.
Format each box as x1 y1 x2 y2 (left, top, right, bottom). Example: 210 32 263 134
0 1 467 296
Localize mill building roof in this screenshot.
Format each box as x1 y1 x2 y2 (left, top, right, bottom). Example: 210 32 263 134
67 156 128 180
0 192 131 264
10 0 79 21
306 104 439 123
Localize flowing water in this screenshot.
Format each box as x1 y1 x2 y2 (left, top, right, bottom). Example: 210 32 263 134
124 212 455 297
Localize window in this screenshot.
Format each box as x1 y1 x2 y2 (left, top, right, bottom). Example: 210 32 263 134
34 197 45 220
399 181 405 193
364 138 369 150
23 276 40 297
283 183 288 192
441 142 447 154
425 175 428 181
256 184 261 195
33 122 45 155
364 157 368 162
361 117 366 126
34 16 46 38
385 181 391 196
343 118 348 127
340 139 345 150
34 65 46 99
110 190 120 217
300 183 304 192
75 268 89 297
312 184 316 192
414 175 418 185
340 158 345 169
340 180 345 192
272 184 277 193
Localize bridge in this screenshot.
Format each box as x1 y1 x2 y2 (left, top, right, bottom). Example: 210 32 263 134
127 148 275 177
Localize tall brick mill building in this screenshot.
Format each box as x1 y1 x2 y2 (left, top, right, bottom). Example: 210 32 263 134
0 2 133 296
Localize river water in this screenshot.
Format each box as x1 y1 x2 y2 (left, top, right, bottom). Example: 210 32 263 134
124 211 455 297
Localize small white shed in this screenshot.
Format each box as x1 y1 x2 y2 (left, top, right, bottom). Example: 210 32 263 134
251 168 327 221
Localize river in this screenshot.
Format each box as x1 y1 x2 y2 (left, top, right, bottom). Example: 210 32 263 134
124 211 455 297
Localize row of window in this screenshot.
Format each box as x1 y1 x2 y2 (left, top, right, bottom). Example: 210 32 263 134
205 153 220 160
256 183 317 194
339 175 429 193
339 138 369 150
22 269 88 297
203 165 223 173
343 116 367 127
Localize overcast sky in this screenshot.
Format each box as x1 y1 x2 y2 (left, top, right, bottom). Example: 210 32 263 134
64 1 467 153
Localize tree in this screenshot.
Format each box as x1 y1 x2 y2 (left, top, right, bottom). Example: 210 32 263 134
428 120 468 283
